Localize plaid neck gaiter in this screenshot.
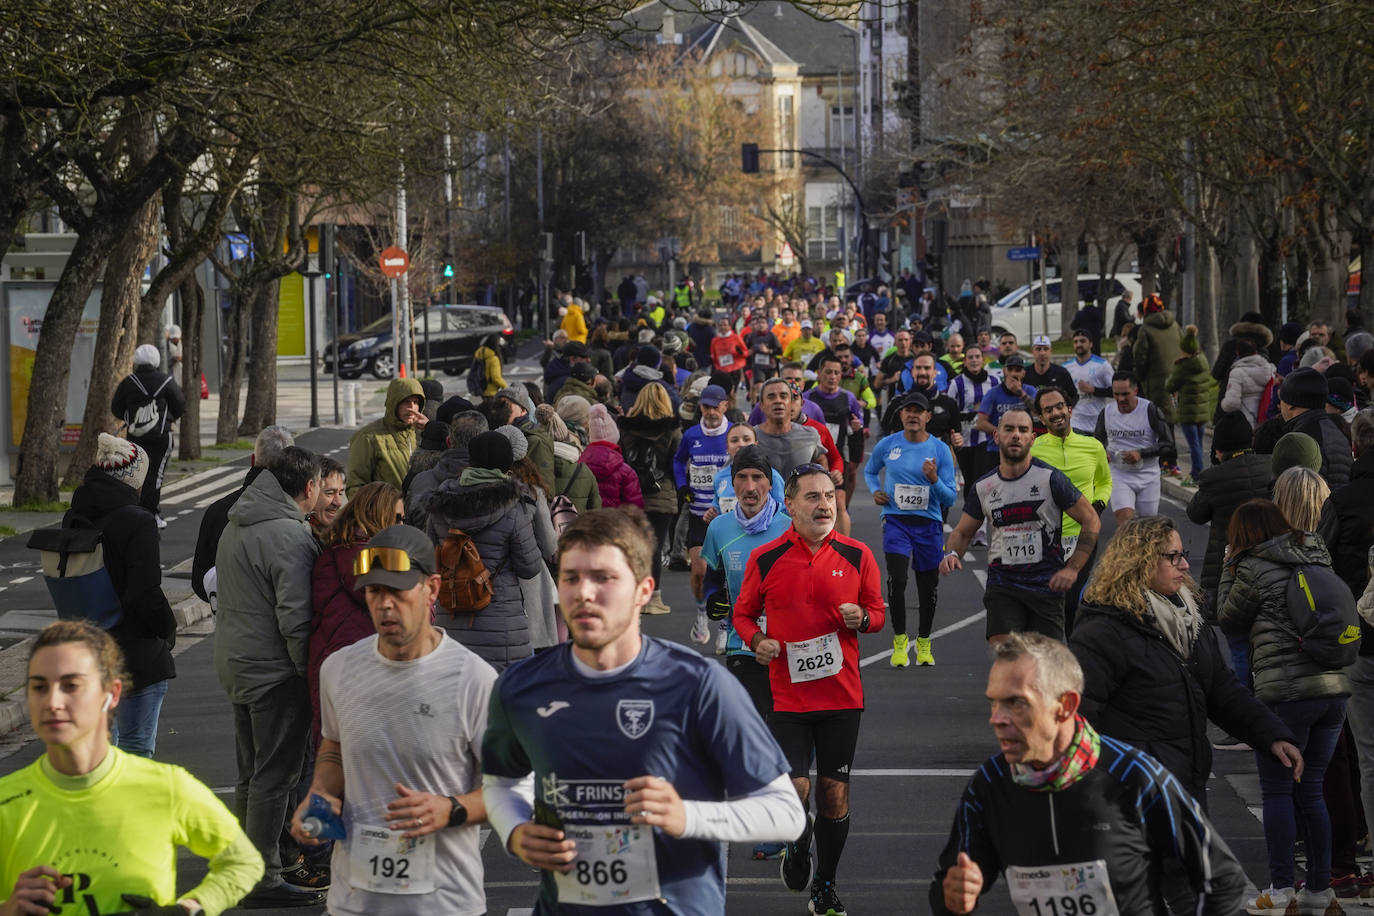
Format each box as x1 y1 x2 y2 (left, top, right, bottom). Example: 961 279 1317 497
1010 714 1102 793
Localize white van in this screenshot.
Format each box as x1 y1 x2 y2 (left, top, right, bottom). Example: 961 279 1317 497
988 274 1142 342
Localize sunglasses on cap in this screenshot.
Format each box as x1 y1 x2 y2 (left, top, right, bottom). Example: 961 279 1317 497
353 547 415 577
786 462 829 482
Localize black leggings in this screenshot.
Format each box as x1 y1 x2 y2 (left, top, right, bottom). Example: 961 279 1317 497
646 511 675 585
885 555 939 638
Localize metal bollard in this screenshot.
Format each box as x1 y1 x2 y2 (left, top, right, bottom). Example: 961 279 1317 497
342 382 357 427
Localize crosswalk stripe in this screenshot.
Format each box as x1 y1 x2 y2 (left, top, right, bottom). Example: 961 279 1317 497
160 464 242 498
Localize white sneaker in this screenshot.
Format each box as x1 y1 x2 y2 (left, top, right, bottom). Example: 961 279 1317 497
690 612 710 645
971 526 987 548
714 626 728 656
1293 886 1344 916
155 514 168 529
1245 886 1296 915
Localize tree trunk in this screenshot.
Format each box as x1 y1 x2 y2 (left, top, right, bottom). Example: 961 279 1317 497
217 287 251 444
12 231 111 505
61 198 158 487
178 270 205 459
1136 232 1160 298
1059 234 1081 340
1196 243 1219 360
1308 203 1350 326
239 280 281 435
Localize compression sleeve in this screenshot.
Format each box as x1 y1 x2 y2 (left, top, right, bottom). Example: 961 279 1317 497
481 773 536 854
679 773 804 843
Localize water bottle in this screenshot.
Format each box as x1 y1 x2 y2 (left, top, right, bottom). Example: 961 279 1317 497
300 793 346 840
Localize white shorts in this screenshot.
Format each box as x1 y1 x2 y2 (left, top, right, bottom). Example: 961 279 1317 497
1110 471 1160 516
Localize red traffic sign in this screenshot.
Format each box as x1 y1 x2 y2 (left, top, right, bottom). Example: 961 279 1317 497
378 246 410 278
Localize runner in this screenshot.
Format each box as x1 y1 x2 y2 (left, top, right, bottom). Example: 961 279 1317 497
864 392 958 667
1064 329 1115 436
783 320 827 365
753 377 826 481
947 345 994 504
940 407 1101 643
481 508 805 916
874 329 914 407
807 354 866 530
931 633 1247 915
733 465 887 916
746 313 783 401
672 384 734 645
1021 335 1075 427
706 423 786 521
1093 370 1173 523
709 317 748 392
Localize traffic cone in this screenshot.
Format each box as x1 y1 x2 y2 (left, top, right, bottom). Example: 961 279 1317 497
200 373 209 399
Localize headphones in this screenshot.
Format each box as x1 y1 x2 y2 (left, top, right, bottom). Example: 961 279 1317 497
101 694 113 713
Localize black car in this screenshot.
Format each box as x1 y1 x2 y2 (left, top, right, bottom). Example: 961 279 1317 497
323 304 515 379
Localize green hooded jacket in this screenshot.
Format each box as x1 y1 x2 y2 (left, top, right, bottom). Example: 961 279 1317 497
345 377 424 497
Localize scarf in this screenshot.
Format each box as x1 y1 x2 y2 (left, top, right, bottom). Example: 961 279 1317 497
459 467 509 487
1010 714 1101 792
736 494 779 535
1146 587 1201 659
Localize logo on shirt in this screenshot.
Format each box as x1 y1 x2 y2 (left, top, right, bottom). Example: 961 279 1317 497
416 703 434 718
888 448 902 460
537 700 570 718
616 699 655 740
831 569 845 577
1029 485 1040 496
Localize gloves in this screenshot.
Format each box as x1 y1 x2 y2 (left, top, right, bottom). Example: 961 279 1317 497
706 592 733 621
677 486 694 506
113 896 196 915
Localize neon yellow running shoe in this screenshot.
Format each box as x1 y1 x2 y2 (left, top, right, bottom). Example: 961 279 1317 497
915 636 935 666
890 634 910 668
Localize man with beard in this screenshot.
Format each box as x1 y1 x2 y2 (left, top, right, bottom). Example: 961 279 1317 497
874 329 914 406
941 408 1100 643
881 353 963 453
1064 329 1115 437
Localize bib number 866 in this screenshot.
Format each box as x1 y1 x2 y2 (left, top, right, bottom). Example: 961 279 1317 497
368 855 410 879
796 651 835 674
1027 895 1097 916
576 859 628 886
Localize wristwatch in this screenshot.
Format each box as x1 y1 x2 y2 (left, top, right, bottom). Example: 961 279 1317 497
859 612 870 632
448 796 469 828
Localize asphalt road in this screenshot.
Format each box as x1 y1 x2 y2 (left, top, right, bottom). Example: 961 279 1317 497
0 423 1274 916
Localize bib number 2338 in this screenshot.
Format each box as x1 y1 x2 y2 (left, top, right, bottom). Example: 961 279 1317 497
1007 859 1118 916
554 823 661 906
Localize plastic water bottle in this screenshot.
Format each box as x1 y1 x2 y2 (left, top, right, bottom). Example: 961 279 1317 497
300 793 345 840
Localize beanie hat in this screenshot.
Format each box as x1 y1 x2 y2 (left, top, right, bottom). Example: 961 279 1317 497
1271 432 1323 477
1279 321 1303 346
1279 367 1328 410
731 445 773 483
1181 324 1200 355
419 379 444 402
497 385 535 418
555 394 591 434
133 344 160 368
436 396 474 425
420 419 450 452
494 424 530 462
95 433 149 491
1211 412 1254 454
468 430 514 472
570 362 597 382
536 403 577 446
637 345 661 367
1327 376 1355 412
1143 294 1164 314
587 403 619 444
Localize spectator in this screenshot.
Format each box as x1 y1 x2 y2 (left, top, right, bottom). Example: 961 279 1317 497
494 385 557 493
418 378 444 420
471 334 507 396
619 344 678 414
1212 311 1275 401
1166 324 1218 484
560 296 588 343
1130 293 1183 426
164 323 183 376
1220 337 1274 427
554 361 599 408
344 377 426 497
587 323 616 379
495 424 561 650
579 402 643 508
401 418 450 494
111 343 186 526
1108 289 1134 338
404 409 488 530
305 455 346 539
618 384 682 616
424 430 544 669
1278 368 1353 487
535 402 601 514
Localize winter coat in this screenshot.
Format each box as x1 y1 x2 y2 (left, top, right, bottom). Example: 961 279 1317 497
552 441 602 514
191 466 262 603
1186 451 1272 610
561 302 588 343
1219 354 1274 427
405 445 469 531
424 476 544 670
544 355 572 401
213 469 322 704
1284 407 1353 488
1317 453 1374 656
1070 596 1295 803
1164 353 1217 424
555 377 600 410
308 539 372 746
1212 320 1277 391
111 365 186 442
345 377 424 497
473 344 506 396
619 364 680 414
616 414 682 515
1131 310 1183 422
589 346 614 381
579 441 644 508
65 469 176 691
1217 532 1352 704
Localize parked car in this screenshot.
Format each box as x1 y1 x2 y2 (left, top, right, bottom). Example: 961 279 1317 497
323 304 514 379
988 274 1142 342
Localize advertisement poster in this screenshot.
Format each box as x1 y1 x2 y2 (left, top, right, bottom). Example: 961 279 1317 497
278 272 305 356
6 284 102 448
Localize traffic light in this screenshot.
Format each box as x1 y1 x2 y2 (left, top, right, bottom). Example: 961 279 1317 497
741 143 760 174
319 224 335 279
442 249 454 279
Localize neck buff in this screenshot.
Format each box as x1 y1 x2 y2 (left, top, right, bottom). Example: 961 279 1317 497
1010 714 1101 792
735 492 779 535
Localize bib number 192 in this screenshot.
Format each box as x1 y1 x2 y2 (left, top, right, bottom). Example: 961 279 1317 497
368 855 410 880
576 859 628 886
1027 895 1098 916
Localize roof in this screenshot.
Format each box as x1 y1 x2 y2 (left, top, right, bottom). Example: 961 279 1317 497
626 0 857 76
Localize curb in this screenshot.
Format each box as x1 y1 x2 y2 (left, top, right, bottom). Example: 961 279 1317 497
0 593 212 737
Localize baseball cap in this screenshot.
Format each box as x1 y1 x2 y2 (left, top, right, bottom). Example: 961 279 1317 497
699 384 729 407
913 330 933 344
895 391 931 412
800 319 814 329
353 524 436 592
1002 353 1027 369
1032 335 1052 348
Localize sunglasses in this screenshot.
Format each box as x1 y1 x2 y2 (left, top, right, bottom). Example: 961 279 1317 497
354 547 415 576
786 462 829 482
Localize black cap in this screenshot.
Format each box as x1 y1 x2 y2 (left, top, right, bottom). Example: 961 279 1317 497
895 391 931 412
436 396 474 425
353 524 437 592
563 341 589 358
570 362 597 381
1002 353 1027 369
469 430 514 472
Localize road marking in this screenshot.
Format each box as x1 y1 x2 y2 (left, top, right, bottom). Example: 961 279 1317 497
163 472 244 506
9 577 31 585
160 465 242 499
849 768 974 777
177 509 194 516
860 569 986 667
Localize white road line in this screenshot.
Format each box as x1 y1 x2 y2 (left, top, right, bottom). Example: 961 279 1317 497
850 768 974 777
160 465 242 498
163 473 244 506
860 569 986 667
177 509 194 516
10 577 31 585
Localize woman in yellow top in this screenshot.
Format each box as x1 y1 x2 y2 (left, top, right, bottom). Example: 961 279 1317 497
474 334 508 396
0 621 262 916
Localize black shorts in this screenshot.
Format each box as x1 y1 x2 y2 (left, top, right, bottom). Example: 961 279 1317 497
726 655 773 720
686 513 710 549
767 708 863 782
751 361 778 381
983 583 1065 642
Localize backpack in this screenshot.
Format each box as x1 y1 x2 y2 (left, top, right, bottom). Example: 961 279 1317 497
435 527 494 616
1286 562 1362 667
28 517 124 629
467 352 488 398
622 435 668 495
125 374 171 438
1256 374 1281 424
550 459 585 535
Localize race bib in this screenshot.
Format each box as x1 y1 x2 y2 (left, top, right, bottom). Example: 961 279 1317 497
688 464 714 489
719 353 735 367
1001 529 1041 566
554 823 661 907
1061 535 1078 556
349 824 436 894
893 483 930 511
1007 859 1118 916
719 496 738 513
755 352 772 365
787 632 843 683
826 423 842 446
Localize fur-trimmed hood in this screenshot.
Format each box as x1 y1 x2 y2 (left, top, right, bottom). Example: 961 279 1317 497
425 476 525 531
1229 320 1274 348
617 413 680 439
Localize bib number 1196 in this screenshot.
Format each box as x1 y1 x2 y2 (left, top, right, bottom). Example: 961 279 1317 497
1026 895 1098 916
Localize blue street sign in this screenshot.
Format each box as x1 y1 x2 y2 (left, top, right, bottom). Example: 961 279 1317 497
1007 246 1042 261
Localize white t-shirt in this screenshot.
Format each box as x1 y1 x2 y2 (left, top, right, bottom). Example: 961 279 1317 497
321 631 498 916
1102 397 1161 479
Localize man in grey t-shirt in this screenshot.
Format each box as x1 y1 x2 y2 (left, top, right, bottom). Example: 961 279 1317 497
753 377 825 479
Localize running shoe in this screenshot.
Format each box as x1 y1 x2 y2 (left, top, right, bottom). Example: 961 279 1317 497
690 611 710 645
915 636 935 666
808 879 847 916
1292 887 1344 915
752 842 785 860
714 625 728 656
890 634 910 668
780 818 813 892
1244 886 1296 915
280 860 330 892
155 514 168 529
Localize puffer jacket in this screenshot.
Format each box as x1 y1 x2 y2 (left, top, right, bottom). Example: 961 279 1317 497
1186 451 1272 612
552 441 602 514
1217 531 1353 704
65 469 176 691
308 539 371 746
405 445 469 531
213 469 321 704
1219 354 1274 426
619 364 680 414
1165 353 1217 424
1285 407 1353 487
1317 453 1374 656
616 414 682 514
1071 595 1296 803
1211 320 1276 392
579 441 644 508
345 377 424 497
1131 310 1183 422
424 475 544 670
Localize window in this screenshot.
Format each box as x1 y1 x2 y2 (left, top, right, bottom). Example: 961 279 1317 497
776 95 795 168
806 205 841 260
830 105 855 151
720 205 741 243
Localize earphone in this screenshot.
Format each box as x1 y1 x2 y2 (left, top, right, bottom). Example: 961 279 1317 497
101 694 112 713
